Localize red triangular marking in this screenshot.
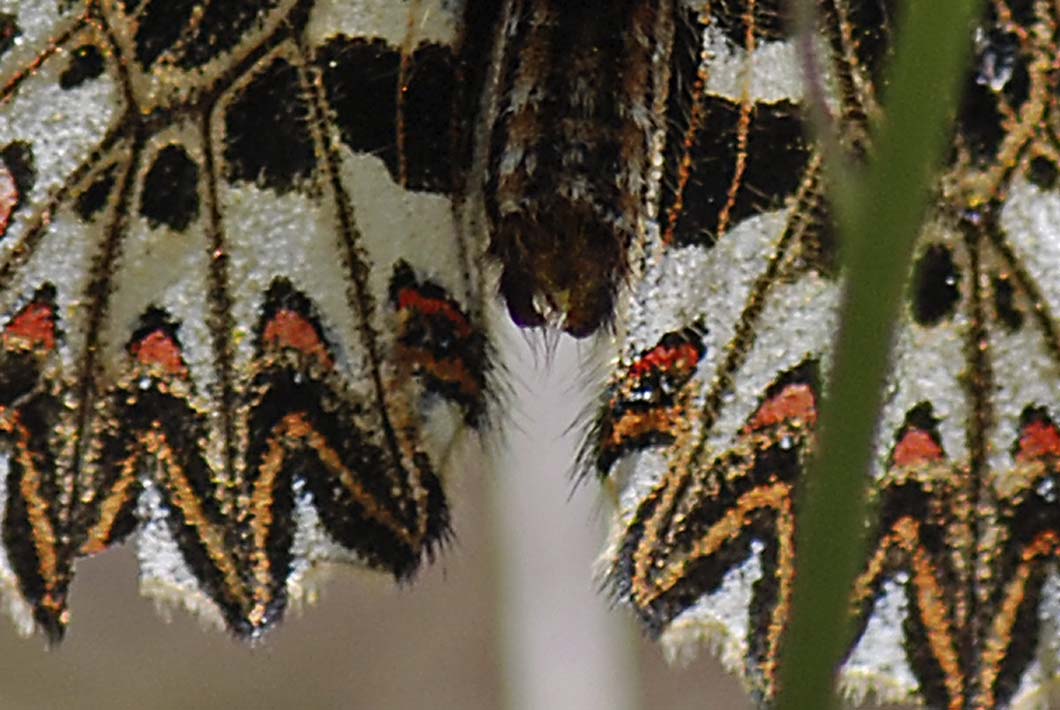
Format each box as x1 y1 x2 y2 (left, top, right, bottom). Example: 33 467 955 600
263 309 333 370
892 429 944 467
3 302 56 353
1017 420 1060 461
131 330 188 377
397 287 473 339
629 341 701 381
747 384 817 431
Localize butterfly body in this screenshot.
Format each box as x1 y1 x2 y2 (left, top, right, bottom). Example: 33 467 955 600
0 2 1058 709
465 0 673 336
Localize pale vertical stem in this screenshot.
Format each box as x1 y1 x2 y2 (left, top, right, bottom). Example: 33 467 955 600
490 315 639 710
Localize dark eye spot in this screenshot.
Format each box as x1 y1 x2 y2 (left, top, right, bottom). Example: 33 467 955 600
992 274 1023 332
223 58 315 193
399 43 455 193
75 167 116 221
59 44 105 90
1027 156 1058 190
0 14 19 61
665 96 810 248
0 142 36 219
140 145 200 231
911 244 961 326
125 0 275 70
316 37 399 180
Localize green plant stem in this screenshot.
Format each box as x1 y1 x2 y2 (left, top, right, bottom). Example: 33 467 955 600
774 2 985 709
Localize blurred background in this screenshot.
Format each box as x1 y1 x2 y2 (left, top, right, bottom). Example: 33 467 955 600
0 323 756 710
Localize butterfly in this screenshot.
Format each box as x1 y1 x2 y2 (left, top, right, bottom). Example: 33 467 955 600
581 1 1060 709
0 0 498 641
1 1 1059 709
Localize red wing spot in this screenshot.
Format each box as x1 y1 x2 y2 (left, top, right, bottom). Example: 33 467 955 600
397 288 472 339
1017 420 1060 461
131 330 187 378
0 160 16 239
747 384 817 431
629 342 702 381
3 303 56 353
263 309 333 370
892 429 945 468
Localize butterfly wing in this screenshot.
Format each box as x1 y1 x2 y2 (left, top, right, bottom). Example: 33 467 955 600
592 2 1060 708
0 0 489 641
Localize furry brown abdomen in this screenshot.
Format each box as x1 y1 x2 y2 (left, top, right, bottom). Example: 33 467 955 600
480 0 671 336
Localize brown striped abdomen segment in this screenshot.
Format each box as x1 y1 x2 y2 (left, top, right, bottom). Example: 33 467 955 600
482 0 671 336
